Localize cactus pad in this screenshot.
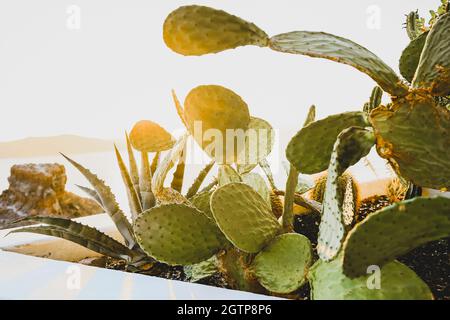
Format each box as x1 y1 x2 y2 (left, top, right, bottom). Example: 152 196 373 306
236 117 275 174
190 190 214 220
309 258 433 300
412 13 450 95
129 120 175 152
269 31 409 96
241 172 271 206
211 183 281 253
318 127 375 261
163 5 269 56
134 204 226 265
370 94 450 189
184 85 251 164
251 233 312 294
343 196 450 278
286 111 369 174
399 31 428 83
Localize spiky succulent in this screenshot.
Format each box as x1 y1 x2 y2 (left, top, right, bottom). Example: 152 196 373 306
162 4 449 299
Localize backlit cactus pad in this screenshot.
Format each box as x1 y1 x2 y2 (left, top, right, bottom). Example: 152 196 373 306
163 5 269 56
129 120 175 152
184 85 251 164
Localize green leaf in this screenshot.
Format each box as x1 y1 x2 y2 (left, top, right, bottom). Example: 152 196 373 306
241 172 271 205
76 184 103 207
114 145 143 221
269 31 409 96
286 112 369 174
343 196 450 278
186 160 215 199
217 164 242 186
412 13 450 95
139 152 155 210
125 132 141 200
318 127 375 261
61 153 136 249
184 256 219 283
9 216 135 261
170 144 187 193
309 258 433 300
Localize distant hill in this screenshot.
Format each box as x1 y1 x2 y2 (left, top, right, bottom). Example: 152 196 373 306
0 135 117 158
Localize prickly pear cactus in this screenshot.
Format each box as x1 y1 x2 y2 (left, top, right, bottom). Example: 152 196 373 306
134 204 226 265
251 233 312 294
190 190 214 220
286 112 370 174
269 31 409 96
236 117 275 174
412 13 450 95
129 120 175 152
210 183 281 253
184 85 251 164
163 5 269 56
311 172 359 207
399 31 429 83
241 172 271 206
318 127 375 261
343 196 450 278
370 93 450 189
309 258 433 300
217 164 242 186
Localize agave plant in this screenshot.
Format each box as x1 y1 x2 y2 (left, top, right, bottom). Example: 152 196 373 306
161 4 450 299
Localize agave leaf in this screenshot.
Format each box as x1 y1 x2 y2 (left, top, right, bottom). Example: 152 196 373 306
125 132 141 200
172 89 187 127
9 224 134 261
286 112 370 174
343 196 450 278
412 13 450 95
258 159 277 190
282 165 299 232
236 117 275 175
186 160 215 199
399 31 429 83
61 153 136 248
318 127 375 261
303 104 316 127
269 31 409 97
170 144 187 193
114 145 143 221
140 152 155 210
152 133 189 194
217 164 242 186
150 151 160 176
76 184 103 207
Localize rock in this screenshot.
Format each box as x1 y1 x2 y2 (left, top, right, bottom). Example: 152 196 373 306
0 163 103 229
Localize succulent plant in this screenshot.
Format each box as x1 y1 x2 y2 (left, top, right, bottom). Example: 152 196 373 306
162 4 448 299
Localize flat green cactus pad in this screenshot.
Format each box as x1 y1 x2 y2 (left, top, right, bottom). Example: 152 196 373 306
129 120 175 152
399 31 428 83
318 127 375 261
211 183 281 253
184 256 219 283
134 204 226 265
251 233 312 294
286 112 369 174
370 95 450 189
309 258 433 300
241 172 271 205
237 117 275 174
343 196 450 278
217 164 242 186
190 190 214 220
412 13 450 95
184 85 251 164
269 31 409 97
163 5 269 56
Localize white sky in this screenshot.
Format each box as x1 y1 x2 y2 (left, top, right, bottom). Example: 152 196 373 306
0 0 437 142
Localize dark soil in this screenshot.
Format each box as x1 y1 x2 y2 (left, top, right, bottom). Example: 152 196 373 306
293 213 320 248
398 238 449 300
355 195 392 223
